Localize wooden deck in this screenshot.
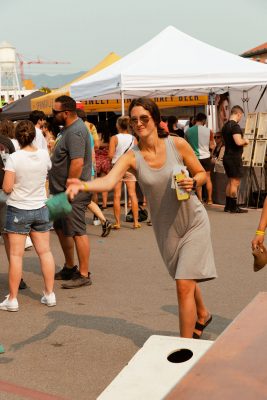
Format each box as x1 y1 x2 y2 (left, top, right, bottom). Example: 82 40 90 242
166 292 267 400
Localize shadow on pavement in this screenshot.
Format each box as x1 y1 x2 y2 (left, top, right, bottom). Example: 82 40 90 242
0 272 42 302
0 357 13 364
162 304 232 337
9 310 178 352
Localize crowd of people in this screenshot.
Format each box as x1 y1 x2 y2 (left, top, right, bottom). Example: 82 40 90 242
162 106 249 212
0 96 148 313
0 95 262 340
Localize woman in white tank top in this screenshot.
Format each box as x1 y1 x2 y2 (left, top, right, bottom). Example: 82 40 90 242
108 116 140 229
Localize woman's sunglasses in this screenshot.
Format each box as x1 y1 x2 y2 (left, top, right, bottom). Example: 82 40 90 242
214 136 222 139
129 115 151 126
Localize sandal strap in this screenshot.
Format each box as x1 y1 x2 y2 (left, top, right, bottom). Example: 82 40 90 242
112 224 121 230
195 321 205 331
195 315 212 332
133 223 141 229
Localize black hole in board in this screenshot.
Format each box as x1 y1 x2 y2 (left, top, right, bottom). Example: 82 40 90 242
167 348 193 363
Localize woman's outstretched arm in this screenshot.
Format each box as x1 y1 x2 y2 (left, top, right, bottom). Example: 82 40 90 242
67 150 135 200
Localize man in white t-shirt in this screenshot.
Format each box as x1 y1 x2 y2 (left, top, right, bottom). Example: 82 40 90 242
29 110 48 150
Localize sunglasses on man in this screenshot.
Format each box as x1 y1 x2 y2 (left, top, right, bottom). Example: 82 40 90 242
52 109 73 115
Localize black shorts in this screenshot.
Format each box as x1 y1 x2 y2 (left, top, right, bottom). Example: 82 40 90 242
53 192 92 236
199 157 212 172
223 154 244 178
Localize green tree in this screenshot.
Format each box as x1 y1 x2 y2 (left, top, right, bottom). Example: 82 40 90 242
39 86 51 94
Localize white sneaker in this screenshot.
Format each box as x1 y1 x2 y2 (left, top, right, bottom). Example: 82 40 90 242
25 236 33 250
41 292 56 307
0 295 19 312
93 215 101 226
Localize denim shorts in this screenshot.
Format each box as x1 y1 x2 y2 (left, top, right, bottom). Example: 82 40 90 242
0 190 7 233
5 205 52 234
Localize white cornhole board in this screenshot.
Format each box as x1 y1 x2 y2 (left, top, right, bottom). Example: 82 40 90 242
244 113 257 139
256 112 267 139
97 335 213 400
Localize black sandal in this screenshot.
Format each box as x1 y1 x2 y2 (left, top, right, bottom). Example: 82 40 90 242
193 315 212 339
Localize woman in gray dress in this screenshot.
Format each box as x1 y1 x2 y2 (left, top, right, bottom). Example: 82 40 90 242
67 98 217 339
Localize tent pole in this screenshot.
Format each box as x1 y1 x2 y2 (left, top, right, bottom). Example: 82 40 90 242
120 90 128 218
210 91 215 132
121 91 125 116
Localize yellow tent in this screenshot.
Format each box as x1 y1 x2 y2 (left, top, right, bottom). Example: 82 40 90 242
31 52 121 115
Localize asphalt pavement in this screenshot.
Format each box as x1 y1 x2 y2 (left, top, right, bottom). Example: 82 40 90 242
0 205 265 400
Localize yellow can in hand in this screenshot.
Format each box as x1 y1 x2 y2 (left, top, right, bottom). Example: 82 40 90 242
174 172 190 201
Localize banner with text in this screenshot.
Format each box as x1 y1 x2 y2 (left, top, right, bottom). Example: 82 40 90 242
31 94 208 115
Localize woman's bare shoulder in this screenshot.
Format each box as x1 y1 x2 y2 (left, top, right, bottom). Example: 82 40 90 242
127 148 138 170
170 136 188 151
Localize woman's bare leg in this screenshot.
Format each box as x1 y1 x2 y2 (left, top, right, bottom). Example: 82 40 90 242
196 186 203 202
176 279 197 337
8 233 26 300
30 231 55 294
206 172 213 203
194 283 211 336
194 284 210 320
3 233 10 261
113 181 122 226
102 191 108 208
100 172 108 208
126 181 139 227
88 201 106 224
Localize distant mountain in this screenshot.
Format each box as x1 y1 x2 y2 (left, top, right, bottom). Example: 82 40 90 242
24 71 86 89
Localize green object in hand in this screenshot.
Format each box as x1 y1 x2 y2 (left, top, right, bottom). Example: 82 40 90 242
46 193 72 221
0 344 5 354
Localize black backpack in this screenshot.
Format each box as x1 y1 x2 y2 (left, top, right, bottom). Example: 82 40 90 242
126 206 148 222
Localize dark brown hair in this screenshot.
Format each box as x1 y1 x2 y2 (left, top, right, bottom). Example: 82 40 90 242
15 120 36 148
76 109 87 121
29 110 46 125
55 95 77 113
128 97 167 138
167 115 178 133
0 119 15 138
195 112 207 122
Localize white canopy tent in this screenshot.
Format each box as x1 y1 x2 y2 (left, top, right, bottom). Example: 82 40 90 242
230 86 267 115
70 25 267 108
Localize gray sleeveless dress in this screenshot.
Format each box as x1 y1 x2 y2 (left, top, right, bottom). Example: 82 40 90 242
133 137 217 282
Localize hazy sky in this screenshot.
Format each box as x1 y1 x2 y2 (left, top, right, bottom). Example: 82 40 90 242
1 0 267 76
